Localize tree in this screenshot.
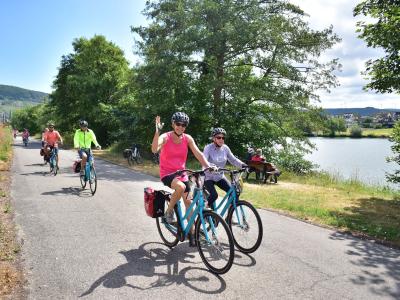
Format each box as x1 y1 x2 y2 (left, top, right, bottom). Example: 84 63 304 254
50 35 132 145
11 104 44 134
350 125 363 137
354 0 400 93
132 0 340 154
386 122 400 183
323 117 346 137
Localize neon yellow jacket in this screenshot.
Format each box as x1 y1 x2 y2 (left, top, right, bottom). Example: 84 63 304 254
73 129 100 149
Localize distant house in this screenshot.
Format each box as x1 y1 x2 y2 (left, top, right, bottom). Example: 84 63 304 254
375 112 397 128
342 113 357 127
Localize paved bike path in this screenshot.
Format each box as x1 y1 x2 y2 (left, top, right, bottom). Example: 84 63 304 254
11 139 400 299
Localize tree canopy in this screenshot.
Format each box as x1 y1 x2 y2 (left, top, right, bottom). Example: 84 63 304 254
354 0 400 93
50 35 132 145
132 0 340 154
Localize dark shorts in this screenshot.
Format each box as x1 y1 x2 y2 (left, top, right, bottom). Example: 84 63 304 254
78 148 92 159
161 174 190 193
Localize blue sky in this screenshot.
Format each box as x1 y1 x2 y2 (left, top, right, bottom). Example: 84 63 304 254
0 0 398 108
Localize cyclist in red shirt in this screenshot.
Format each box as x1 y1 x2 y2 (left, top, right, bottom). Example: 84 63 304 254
43 122 63 168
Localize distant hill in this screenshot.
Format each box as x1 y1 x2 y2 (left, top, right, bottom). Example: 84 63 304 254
0 84 48 103
323 107 400 117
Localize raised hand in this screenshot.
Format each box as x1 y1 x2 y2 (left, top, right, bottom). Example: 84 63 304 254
155 115 164 132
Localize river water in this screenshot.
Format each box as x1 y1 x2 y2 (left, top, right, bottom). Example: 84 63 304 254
306 137 398 188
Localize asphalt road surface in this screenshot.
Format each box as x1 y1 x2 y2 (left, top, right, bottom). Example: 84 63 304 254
10 138 400 299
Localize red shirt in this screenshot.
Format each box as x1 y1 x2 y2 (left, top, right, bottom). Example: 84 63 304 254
251 155 264 162
159 132 189 181
44 130 61 146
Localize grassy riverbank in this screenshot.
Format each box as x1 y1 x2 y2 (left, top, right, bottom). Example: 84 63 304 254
0 125 23 297
315 128 392 138
97 147 400 248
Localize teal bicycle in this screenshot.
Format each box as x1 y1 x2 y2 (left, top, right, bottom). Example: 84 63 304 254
156 168 235 275
79 148 97 195
48 146 58 176
211 168 263 254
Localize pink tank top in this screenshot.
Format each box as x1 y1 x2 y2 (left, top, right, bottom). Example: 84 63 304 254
160 132 189 181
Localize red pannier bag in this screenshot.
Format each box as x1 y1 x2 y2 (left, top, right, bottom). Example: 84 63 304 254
144 188 167 218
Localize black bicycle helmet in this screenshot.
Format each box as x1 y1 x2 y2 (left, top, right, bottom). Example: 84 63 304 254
212 127 226 137
171 112 189 125
79 120 88 127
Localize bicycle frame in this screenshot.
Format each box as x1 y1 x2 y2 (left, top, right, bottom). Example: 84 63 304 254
84 153 94 181
163 177 216 244
49 148 57 166
212 170 247 228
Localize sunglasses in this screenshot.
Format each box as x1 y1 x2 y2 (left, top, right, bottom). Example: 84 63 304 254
49 126 54 128
215 136 225 140
174 122 187 128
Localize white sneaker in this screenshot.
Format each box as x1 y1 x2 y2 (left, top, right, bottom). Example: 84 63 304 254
164 210 176 224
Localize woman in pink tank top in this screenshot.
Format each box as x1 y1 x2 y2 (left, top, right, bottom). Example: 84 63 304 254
151 112 212 246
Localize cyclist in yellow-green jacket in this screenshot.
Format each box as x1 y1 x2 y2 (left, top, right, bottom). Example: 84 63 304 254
74 120 101 175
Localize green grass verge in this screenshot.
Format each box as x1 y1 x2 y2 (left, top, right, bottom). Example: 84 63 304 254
243 172 400 247
0 126 12 163
315 128 392 138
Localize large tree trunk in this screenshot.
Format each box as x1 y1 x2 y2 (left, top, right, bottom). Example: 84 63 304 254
212 52 225 124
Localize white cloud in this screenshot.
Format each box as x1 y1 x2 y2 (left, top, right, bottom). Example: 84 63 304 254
291 0 399 108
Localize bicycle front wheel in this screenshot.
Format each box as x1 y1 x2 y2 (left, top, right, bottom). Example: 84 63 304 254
80 174 86 189
53 155 58 176
127 156 133 166
156 207 179 248
49 160 54 174
227 200 263 254
195 210 234 275
89 166 97 195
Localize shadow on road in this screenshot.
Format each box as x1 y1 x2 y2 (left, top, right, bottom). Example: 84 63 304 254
233 251 256 267
41 187 94 198
13 141 42 149
330 232 400 298
20 171 49 176
80 242 227 297
24 163 46 167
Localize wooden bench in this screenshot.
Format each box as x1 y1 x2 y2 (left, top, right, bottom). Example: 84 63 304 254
245 160 281 184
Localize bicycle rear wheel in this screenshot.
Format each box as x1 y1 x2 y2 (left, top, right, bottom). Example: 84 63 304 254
227 200 263 254
195 210 234 275
127 156 133 166
89 166 97 195
156 207 179 248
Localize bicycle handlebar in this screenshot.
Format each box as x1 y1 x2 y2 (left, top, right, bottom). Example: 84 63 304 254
216 167 247 174
170 167 216 177
170 167 247 178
